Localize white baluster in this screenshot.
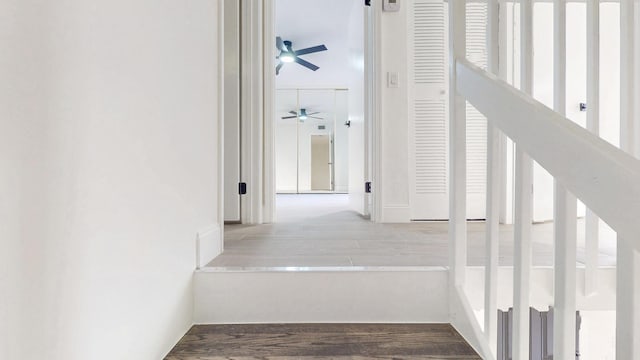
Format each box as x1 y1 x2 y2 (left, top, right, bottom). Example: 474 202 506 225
617 1 640 358
484 0 501 356
585 0 600 297
449 0 467 288
513 1 533 358
552 1 578 359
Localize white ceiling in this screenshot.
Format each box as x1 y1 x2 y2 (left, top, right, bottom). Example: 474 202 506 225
275 0 358 89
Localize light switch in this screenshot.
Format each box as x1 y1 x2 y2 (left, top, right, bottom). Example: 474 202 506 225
387 71 399 88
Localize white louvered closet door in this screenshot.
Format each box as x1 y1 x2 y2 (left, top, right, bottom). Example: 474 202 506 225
408 0 487 220
465 1 488 219
409 0 448 220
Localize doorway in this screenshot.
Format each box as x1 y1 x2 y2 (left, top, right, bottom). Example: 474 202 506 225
275 88 348 194
222 0 377 227
311 135 331 191
271 0 370 223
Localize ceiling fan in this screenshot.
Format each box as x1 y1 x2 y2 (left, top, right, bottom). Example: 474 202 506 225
281 108 323 121
276 36 327 75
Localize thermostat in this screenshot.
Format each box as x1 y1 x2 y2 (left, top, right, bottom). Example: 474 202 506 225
383 0 400 12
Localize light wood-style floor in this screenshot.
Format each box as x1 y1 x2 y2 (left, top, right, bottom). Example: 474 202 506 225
164 324 481 359
208 194 617 268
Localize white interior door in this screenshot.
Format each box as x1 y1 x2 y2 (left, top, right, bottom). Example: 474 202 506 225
408 0 487 220
408 0 449 220
311 135 332 190
223 0 241 222
464 2 488 219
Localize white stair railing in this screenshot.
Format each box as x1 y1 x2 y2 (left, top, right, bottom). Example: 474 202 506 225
448 1 640 359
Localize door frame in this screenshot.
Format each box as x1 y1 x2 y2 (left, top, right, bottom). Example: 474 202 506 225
232 0 382 225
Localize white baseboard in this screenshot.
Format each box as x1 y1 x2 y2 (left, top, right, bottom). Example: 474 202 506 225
334 186 348 193
196 224 222 269
381 204 411 223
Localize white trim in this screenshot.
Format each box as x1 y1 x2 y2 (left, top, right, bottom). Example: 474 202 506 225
370 1 383 222
217 0 226 247
240 0 265 224
450 285 495 360
263 0 276 224
196 224 223 269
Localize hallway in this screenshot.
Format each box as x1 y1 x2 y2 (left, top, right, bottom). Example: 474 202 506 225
208 194 617 268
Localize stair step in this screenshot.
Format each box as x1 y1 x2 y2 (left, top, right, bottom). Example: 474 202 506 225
165 323 481 359
194 267 449 324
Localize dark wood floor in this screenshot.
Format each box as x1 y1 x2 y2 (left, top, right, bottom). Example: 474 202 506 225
165 324 481 360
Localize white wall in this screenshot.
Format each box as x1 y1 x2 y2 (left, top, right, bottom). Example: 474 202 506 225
1 0 221 359
1 1 47 358
275 122 299 193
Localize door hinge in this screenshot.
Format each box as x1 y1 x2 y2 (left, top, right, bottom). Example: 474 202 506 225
365 181 372 193
239 182 247 195
365 0 371 6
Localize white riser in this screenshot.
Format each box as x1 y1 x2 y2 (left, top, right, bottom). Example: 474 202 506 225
193 266 617 325
194 268 450 324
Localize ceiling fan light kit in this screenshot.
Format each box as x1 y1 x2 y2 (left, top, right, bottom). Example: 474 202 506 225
281 108 324 121
276 36 327 75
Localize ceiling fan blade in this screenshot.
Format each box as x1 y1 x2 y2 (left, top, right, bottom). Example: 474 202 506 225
294 57 319 71
309 116 324 120
307 112 321 115
294 45 328 56
288 111 298 115
281 115 297 119
276 61 283 75
276 36 285 51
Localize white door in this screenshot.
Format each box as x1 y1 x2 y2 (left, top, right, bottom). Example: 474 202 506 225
408 0 449 220
464 2 489 219
408 0 487 220
311 135 332 190
348 2 368 216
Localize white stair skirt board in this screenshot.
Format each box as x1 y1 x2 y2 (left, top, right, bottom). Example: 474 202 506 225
196 224 222 269
194 267 449 324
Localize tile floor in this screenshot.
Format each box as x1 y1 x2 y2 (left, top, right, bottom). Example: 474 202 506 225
207 194 617 268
